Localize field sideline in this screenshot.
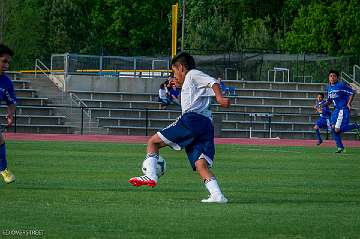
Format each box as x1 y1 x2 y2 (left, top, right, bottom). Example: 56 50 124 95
4 133 360 147
1 135 359 239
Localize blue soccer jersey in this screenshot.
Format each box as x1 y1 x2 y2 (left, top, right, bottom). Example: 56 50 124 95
315 99 331 119
315 99 331 130
327 81 354 109
0 74 17 105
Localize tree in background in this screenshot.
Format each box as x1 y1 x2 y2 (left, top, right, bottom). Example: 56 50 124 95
282 0 360 55
2 0 46 69
184 0 286 52
44 0 93 54
0 0 9 43
1 0 360 69
88 0 172 55
2 0 173 69
282 3 334 54
335 0 360 55
185 1 236 51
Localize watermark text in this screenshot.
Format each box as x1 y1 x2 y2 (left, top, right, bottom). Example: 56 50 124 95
2 229 44 237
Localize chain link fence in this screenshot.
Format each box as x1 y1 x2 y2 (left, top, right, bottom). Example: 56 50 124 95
49 51 360 83
51 53 170 78
186 49 360 83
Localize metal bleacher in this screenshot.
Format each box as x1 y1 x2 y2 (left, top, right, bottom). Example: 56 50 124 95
7 70 359 139
68 90 180 135
3 72 75 134
67 80 360 140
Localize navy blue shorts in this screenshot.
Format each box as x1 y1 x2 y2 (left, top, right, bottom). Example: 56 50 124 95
316 117 330 130
157 112 215 171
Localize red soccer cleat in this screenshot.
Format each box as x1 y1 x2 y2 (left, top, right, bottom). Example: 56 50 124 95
128 175 157 187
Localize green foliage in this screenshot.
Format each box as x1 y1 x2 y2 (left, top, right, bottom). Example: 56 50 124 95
45 0 93 54
2 0 172 68
2 0 46 69
282 3 333 54
241 17 281 50
185 10 236 51
97 0 172 55
184 0 284 51
335 0 360 55
1 0 360 69
283 0 360 55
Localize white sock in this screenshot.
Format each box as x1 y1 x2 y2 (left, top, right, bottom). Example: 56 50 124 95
204 177 223 196
144 153 158 180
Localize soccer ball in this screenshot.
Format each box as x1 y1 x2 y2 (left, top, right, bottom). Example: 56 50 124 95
142 155 167 177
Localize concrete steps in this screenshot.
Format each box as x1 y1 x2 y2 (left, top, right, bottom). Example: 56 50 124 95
4 73 75 134
9 73 359 139
68 80 360 139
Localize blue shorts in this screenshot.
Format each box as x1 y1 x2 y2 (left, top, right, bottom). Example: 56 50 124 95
331 108 350 131
316 117 331 130
157 112 215 171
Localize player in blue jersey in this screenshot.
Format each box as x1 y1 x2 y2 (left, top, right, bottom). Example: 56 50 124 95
0 44 17 183
313 92 331 145
326 70 360 153
129 52 231 203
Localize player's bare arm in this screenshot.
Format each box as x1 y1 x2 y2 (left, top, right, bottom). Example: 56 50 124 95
212 83 230 108
347 93 354 111
6 104 16 126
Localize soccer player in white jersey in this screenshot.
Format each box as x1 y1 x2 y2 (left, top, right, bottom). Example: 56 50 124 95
129 52 231 203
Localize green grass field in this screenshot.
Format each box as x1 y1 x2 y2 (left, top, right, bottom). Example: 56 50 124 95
1 140 360 239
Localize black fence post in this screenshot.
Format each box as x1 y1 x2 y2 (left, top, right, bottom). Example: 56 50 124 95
326 127 329 140
303 53 306 82
80 106 84 135
14 108 17 133
249 113 253 138
268 114 272 138
145 108 149 136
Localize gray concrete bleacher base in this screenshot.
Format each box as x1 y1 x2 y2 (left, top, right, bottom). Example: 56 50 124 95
6 72 360 139
66 75 165 93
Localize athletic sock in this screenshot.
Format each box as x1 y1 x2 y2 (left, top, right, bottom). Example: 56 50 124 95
315 129 322 142
144 153 158 180
0 143 7 171
204 177 223 196
332 129 344 149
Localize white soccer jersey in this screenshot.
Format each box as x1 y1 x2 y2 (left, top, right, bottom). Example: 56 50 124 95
158 88 167 99
181 69 217 118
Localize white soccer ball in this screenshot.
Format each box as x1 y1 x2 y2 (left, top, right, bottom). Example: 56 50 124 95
142 155 167 178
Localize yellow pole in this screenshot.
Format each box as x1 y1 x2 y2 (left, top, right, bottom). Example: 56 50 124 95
171 3 178 58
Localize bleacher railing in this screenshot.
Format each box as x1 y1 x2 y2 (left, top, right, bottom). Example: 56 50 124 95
50 53 171 79
34 58 67 92
185 49 360 83
25 52 360 84
352 65 360 87
4 105 359 141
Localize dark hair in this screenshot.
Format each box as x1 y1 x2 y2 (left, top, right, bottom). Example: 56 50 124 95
317 92 324 98
328 69 339 78
0 44 14 57
171 52 196 70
